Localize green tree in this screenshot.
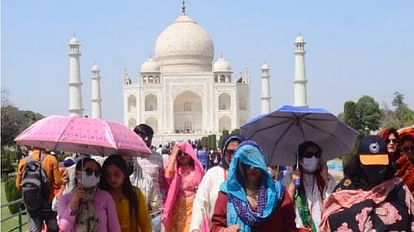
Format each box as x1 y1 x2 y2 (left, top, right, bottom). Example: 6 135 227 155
208 134 217 150
392 91 414 127
343 101 360 131
380 103 399 128
1 91 44 147
355 96 381 135
5 177 22 214
1 105 23 147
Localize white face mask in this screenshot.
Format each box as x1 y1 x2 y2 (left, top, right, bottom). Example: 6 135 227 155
80 171 100 188
301 157 320 173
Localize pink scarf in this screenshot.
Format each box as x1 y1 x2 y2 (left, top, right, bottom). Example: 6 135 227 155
162 142 204 226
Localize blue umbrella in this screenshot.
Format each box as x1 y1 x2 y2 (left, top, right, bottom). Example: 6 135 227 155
241 105 359 166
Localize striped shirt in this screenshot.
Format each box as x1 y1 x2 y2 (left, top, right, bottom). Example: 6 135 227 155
136 150 166 208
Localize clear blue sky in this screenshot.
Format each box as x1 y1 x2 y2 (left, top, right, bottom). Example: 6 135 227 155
2 0 413 123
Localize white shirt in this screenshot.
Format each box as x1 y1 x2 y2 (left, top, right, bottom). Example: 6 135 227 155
284 169 336 231
190 166 226 231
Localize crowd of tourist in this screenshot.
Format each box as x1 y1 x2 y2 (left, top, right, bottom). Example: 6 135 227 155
15 124 414 231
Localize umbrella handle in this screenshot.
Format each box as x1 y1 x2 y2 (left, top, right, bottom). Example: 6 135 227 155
295 150 301 187
294 178 301 187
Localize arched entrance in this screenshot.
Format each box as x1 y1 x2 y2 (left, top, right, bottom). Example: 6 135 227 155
173 91 202 133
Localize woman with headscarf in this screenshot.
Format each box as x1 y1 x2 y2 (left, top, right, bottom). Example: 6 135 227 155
284 141 336 232
321 135 414 231
211 141 296 232
162 141 204 232
395 134 414 194
190 134 244 232
58 157 121 232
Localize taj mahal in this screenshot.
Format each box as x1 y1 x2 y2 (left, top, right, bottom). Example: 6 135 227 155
67 7 308 145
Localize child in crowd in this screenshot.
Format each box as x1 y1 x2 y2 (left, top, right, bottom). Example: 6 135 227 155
99 155 152 232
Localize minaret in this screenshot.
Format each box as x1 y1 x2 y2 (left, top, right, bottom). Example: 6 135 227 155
261 63 271 113
293 34 308 107
91 64 102 119
68 36 84 116
123 67 132 85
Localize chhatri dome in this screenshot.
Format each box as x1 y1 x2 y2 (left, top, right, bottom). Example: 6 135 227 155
295 34 305 43
213 56 232 72
91 64 100 71
69 36 80 45
140 57 160 73
155 14 214 72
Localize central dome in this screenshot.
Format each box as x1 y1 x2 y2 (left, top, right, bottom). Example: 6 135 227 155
155 14 214 72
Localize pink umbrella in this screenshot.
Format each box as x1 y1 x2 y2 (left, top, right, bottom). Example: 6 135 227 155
15 115 151 156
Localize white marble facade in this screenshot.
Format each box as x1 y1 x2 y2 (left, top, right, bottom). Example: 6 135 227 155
123 13 250 144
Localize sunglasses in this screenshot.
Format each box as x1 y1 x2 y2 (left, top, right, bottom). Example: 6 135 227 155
385 139 398 144
402 146 414 153
302 151 321 159
84 168 100 177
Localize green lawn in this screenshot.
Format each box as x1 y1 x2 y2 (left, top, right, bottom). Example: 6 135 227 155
1 180 28 232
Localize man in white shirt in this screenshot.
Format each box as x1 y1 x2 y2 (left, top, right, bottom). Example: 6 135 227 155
190 134 244 232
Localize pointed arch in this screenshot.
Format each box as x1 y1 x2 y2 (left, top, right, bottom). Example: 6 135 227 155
174 91 202 133
145 94 158 111
128 95 137 112
218 93 231 110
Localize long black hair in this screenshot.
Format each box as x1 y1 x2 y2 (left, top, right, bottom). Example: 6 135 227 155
99 155 138 228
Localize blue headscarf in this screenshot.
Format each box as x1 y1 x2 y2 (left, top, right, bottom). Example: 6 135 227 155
220 141 284 232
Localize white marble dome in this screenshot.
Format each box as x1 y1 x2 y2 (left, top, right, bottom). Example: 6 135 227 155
213 57 232 72
91 64 100 71
295 35 305 43
155 15 214 72
261 63 269 70
69 36 80 45
140 58 160 73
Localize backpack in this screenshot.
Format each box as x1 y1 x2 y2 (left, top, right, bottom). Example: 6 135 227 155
21 153 50 212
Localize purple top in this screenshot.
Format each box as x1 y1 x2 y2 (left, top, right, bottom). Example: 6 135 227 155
58 189 121 232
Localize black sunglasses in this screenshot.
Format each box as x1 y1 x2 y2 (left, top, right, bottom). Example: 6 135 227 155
302 151 321 159
402 146 414 153
84 168 100 177
385 139 398 144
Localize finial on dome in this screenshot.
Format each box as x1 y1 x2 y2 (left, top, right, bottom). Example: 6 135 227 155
220 52 223 58
182 0 186 15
